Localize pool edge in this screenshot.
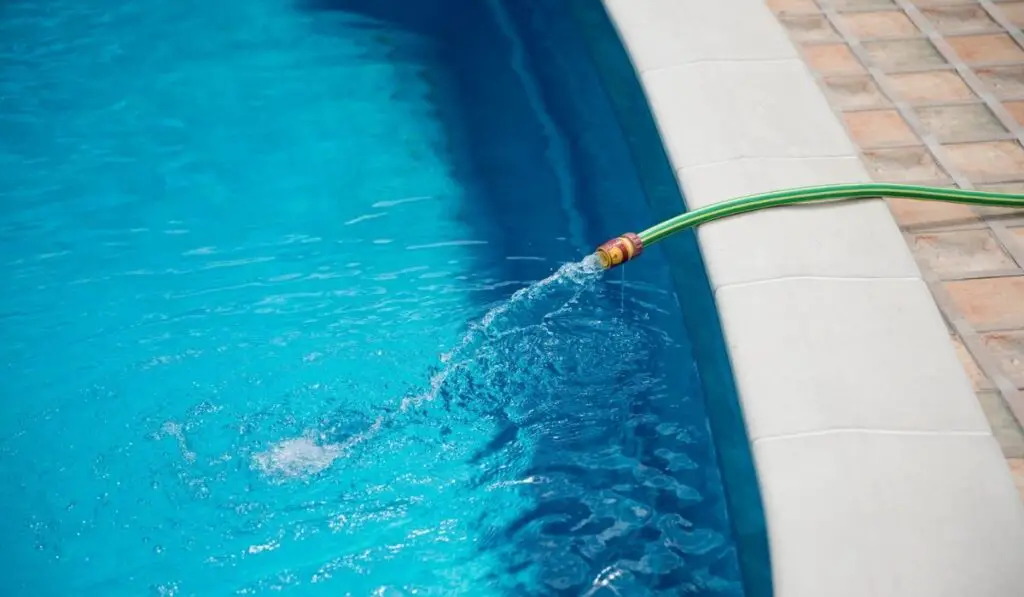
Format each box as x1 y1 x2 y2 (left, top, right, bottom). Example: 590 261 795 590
599 1 1024 596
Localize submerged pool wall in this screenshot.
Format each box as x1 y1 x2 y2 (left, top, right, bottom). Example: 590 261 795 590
443 0 774 592
0 0 759 593
598 1 1024 597
318 1 759 592
462 2 763 593
561 3 774 596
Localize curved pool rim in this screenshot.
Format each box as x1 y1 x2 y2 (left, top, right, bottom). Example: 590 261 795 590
599 1 1024 596
569 3 773 596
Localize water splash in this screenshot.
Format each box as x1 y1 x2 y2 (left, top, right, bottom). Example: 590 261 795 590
158 421 197 464
252 419 382 479
252 256 603 479
403 256 601 411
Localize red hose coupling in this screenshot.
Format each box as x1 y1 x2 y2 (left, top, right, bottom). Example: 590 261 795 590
595 233 643 269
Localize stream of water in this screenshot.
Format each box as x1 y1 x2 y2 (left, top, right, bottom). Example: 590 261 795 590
252 257 604 480
0 0 745 594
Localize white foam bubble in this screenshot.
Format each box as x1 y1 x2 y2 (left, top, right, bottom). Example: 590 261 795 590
252 437 342 478
256 258 602 479
253 417 383 479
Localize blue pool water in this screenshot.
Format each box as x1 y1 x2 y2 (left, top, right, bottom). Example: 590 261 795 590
0 0 749 595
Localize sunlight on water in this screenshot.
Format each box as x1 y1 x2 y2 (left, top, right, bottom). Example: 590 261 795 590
253 436 342 478
0 0 747 591
252 258 604 482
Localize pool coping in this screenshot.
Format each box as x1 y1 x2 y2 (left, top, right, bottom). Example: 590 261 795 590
599 1 1024 596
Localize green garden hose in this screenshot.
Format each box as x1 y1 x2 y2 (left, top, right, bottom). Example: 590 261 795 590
594 183 1024 269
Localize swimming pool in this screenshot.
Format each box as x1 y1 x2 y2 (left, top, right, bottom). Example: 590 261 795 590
0 0 754 594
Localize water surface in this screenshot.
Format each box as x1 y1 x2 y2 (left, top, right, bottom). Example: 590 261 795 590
0 0 743 594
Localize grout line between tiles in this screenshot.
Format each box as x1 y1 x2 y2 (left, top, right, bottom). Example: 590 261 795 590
901 226 1024 427
713 275 922 294
753 427 993 446
818 0 1024 429
673 155 860 174
637 56 802 76
963 322 1024 335
936 268 1024 282
895 0 1024 269
981 0 1024 54
903 222 992 232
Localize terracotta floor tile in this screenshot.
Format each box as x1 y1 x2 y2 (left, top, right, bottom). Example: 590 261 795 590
1004 101 1024 126
919 6 1000 34
836 11 919 39
977 391 1024 457
915 104 1007 142
842 109 916 147
802 44 865 74
821 75 891 109
977 66 1024 98
908 0 985 5
945 275 1024 330
994 3 1024 29
1009 459 1024 501
863 147 947 181
947 34 1024 64
943 141 1024 178
978 182 1024 194
779 14 842 42
767 0 820 14
887 197 978 228
830 0 896 9
982 331 1024 389
911 229 1017 276
887 71 975 103
862 39 946 71
951 334 993 391
976 183 1024 217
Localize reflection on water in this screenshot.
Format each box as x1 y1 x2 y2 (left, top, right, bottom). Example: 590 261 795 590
0 0 745 593
252 257 602 484
254 435 349 478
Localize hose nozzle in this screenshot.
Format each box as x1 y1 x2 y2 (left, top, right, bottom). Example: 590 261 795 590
595 233 643 269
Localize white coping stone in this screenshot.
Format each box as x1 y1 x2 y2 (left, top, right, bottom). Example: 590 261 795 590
717 278 990 440
641 60 855 169
600 0 1024 595
678 157 920 287
602 0 797 72
755 432 1024 597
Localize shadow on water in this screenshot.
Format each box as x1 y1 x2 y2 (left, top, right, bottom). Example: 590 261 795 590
448 3 756 595
560 4 774 595
293 0 590 295
292 0 769 595
296 0 462 37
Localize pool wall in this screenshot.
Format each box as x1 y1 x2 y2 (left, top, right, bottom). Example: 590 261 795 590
562 3 773 596
599 1 1024 596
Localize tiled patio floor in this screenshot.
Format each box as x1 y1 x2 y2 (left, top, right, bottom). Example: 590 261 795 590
767 0 1024 500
